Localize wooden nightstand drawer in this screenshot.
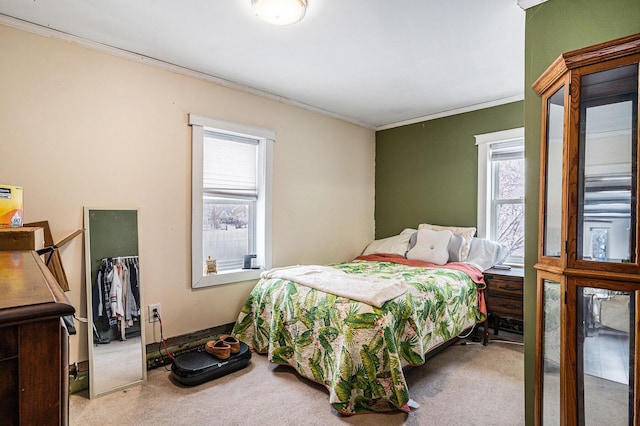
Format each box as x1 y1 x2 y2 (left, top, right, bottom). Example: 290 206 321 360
487 296 523 319
486 277 523 298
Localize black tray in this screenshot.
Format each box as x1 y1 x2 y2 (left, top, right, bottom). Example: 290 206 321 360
170 341 251 386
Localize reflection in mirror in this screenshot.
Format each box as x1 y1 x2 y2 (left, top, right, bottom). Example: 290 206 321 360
541 280 561 424
578 64 638 263
84 208 146 398
578 287 634 425
544 86 565 258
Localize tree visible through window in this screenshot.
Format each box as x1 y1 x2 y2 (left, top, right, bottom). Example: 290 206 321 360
492 143 525 262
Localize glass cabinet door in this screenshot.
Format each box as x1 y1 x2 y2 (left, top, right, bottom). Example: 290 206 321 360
541 279 562 425
544 86 566 259
577 64 638 264
576 286 635 425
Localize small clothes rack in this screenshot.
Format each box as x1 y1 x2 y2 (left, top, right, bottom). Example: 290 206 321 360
93 256 140 341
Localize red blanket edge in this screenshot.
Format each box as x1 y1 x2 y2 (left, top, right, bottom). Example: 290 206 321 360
354 253 487 316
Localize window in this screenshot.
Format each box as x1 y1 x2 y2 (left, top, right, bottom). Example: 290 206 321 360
476 128 525 265
189 114 273 287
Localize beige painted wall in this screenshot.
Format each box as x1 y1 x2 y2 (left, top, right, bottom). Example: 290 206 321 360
0 24 375 363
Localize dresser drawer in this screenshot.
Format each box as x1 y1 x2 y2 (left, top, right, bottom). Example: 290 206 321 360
485 276 523 298
487 295 523 319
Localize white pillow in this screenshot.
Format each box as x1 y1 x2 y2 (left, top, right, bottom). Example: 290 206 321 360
465 238 509 271
406 229 452 265
362 228 416 256
407 231 465 262
447 233 465 262
418 223 476 261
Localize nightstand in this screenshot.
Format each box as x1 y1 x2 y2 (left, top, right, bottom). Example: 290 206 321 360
483 267 524 335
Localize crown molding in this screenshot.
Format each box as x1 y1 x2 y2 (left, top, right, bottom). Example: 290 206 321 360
517 0 550 10
376 95 524 131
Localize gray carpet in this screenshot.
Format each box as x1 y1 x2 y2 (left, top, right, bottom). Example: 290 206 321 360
70 336 524 425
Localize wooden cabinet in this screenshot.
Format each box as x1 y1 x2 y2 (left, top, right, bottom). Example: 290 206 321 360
0 250 75 425
484 268 524 334
533 33 640 425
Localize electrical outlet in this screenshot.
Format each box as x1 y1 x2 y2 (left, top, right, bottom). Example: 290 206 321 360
148 303 161 323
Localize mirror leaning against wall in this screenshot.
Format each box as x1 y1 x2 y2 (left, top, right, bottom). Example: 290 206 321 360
84 207 146 398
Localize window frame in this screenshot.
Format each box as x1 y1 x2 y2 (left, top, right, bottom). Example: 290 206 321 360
189 113 273 288
475 127 525 266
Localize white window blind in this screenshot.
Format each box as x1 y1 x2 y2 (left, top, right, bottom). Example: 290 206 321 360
203 131 259 199
490 140 524 162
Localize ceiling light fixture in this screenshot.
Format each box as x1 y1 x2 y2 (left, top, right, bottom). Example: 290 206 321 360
252 0 307 26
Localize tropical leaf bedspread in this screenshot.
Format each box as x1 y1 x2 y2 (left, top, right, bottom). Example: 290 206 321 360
232 258 485 415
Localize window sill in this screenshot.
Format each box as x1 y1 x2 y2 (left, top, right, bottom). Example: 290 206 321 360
193 268 263 288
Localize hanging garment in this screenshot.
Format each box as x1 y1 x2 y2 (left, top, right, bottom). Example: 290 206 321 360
96 256 141 336
109 263 124 319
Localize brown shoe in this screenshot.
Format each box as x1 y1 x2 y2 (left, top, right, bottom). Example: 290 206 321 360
219 334 240 354
205 340 231 360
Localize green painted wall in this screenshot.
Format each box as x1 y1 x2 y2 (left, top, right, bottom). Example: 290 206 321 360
524 1 640 424
375 101 523 238
376 1 640 423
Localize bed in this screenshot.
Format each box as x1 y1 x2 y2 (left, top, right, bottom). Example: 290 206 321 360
231 227 507 415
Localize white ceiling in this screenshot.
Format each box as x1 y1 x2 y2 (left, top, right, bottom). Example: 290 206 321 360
0 0 526 130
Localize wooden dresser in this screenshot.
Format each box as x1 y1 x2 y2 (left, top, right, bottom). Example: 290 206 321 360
483 267 524 335
0 250 75 425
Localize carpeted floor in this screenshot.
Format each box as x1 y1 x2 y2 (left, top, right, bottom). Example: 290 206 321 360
70 335 524 425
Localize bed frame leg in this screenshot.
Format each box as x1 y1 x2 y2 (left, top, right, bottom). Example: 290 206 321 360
483 317 489 345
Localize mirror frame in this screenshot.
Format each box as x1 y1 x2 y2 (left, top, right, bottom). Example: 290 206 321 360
84 207 146 398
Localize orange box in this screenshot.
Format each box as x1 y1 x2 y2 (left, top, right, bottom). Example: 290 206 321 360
0 185 23 228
